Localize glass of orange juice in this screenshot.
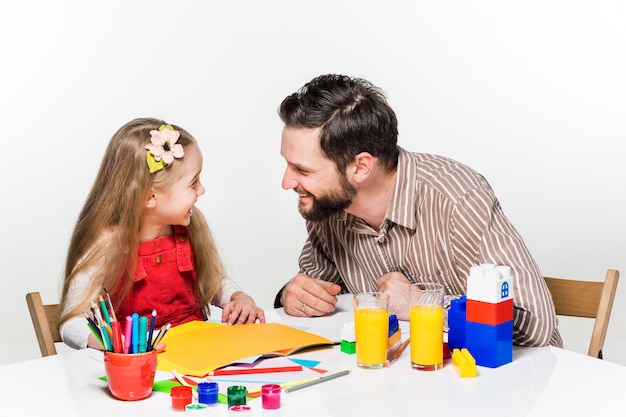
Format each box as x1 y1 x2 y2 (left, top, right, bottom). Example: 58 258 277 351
354 292 390 369
409 283 444 371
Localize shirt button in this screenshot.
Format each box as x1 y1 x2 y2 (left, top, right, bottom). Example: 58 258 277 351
178 234 187 242
156 256 162 264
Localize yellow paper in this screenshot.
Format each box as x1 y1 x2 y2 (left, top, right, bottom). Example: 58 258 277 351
157 321 333 377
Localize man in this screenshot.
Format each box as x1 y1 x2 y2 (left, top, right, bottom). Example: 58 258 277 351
274 74 561 347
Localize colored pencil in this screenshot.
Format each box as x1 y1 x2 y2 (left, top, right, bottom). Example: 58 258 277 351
384 338 410 368
208 365 303 376
283 370 351 393
172 370 198 401
246 377 321 395
103 288 117 323
84 313 105 349
92 302 110 351
147 309 157 350
99 295 112 327
152 322 171 347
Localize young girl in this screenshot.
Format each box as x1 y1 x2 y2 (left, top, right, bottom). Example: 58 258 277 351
59 117 265 349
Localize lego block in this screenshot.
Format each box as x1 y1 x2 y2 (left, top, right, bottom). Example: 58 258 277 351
448 330 466 351
340 322 356 354
466 264 513 304
466 298 513 325
341 340 356 354
388 314 399 336
448 295 467 351
452 348 477 377
341 322 355 342
466 321 512 368
387 314 401 348
448 295 467 332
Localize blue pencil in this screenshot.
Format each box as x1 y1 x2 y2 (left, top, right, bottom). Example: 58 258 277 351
147 309 157 350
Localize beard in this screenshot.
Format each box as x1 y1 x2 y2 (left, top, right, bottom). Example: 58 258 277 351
298 174 356 222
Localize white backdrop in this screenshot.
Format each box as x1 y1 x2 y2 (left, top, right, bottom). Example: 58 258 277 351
1 1 624 365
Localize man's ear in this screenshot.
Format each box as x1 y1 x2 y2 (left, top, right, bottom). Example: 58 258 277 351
350 152 375 183
146 189 158 208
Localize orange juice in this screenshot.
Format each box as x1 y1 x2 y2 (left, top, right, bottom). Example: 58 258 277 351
355 307 389 367
409 304 444 368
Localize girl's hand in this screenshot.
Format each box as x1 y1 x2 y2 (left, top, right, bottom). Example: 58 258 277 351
221 292 266 325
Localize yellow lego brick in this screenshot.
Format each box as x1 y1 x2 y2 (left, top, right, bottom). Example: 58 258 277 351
452 348 477 378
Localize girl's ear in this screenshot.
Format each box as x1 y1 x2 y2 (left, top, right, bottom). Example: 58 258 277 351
145 189 158 208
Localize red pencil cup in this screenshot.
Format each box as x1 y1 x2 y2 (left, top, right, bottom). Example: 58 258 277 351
104 350 157 401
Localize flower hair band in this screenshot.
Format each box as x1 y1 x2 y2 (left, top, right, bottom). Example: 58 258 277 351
146 124 184 173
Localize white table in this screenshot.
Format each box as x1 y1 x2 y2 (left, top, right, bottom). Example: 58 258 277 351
2 295 624 416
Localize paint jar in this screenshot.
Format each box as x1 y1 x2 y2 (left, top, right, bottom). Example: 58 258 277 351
197 381 219 405
261 384 281 409
170 385 193 410
227 385 247 408
229 405 252 416
185 403 210 416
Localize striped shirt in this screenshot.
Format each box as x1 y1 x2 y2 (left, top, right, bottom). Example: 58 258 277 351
297 148 562 347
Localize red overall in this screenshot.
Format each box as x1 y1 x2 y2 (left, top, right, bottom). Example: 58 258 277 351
114 225 205 332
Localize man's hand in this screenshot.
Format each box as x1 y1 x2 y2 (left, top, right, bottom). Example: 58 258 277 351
281 273 342 317
377 271 412 320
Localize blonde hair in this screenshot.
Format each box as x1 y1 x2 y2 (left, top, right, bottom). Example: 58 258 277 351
59 117 223 327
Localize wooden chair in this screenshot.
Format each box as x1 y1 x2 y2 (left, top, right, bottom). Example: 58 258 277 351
25 292 62 357
544 269 619 359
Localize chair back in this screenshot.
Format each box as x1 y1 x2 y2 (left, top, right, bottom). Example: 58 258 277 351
544 269 619 359
25 292 62 357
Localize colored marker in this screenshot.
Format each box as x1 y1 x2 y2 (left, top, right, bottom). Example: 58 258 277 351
138 315 148 353
124 315 133 354
111 321 123 353
131 313 139 354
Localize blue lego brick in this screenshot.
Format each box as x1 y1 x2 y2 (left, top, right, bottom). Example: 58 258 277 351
448 295 467 333
466 321 512 368
448 330 466 351
388 314 399 337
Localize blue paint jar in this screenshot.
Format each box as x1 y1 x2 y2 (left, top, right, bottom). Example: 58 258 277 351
197 381 219 405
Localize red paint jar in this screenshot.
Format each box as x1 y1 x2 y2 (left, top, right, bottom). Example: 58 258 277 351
262 383 281 409
171 385 193 410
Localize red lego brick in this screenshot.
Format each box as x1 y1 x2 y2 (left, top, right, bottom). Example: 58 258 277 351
466 298 513 325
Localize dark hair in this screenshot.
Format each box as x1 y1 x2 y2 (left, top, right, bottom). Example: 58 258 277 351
278 74 399 173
